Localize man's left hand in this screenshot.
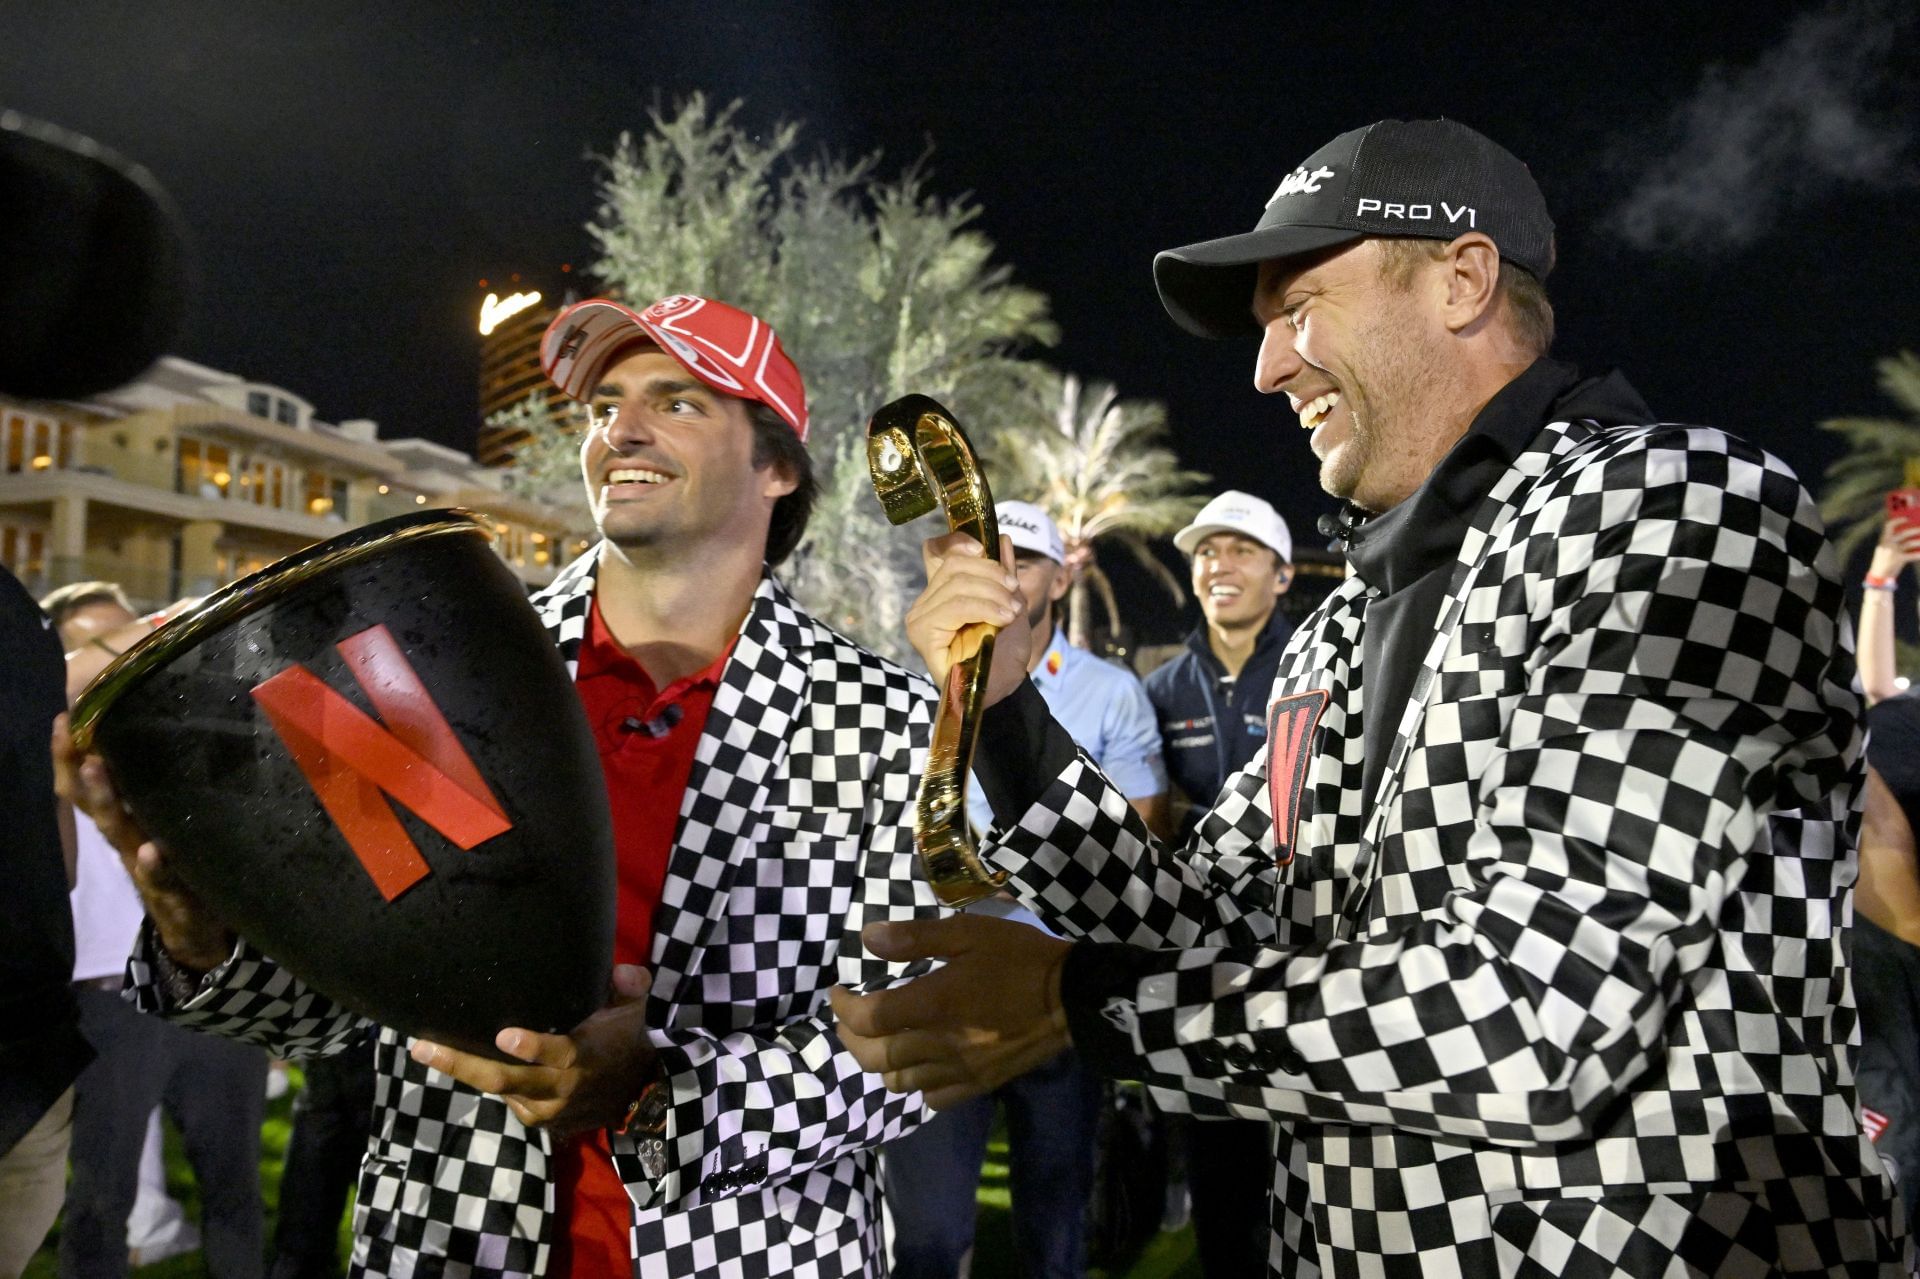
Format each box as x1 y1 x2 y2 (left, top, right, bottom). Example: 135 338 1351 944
829 914 1073 1110
410 964 655 1137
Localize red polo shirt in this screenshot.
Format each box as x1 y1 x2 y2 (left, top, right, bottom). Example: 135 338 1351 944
549 595 733 1277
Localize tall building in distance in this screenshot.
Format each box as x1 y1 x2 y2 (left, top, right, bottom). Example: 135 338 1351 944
475 269 572 467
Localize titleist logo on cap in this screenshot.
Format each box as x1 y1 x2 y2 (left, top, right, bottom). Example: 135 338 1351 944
1268 165 1336 204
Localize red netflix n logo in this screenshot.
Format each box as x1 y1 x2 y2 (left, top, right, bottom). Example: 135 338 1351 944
1266 689 1329 868
251 624 511 902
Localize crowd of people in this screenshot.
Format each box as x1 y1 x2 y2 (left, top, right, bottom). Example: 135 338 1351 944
6 113 1919 1278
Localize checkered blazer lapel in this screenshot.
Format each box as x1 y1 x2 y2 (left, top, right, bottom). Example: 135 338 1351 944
1343 417 1601 923
530 549 811 1007
649 577 809 1005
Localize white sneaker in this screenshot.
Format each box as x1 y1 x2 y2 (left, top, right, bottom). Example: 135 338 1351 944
1161 1181 1192 1233
129 1217 201 1267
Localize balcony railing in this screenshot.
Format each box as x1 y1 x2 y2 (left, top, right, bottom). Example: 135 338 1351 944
22 555 204 613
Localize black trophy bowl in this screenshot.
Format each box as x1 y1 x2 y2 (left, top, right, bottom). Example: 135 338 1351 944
70 510 615 1061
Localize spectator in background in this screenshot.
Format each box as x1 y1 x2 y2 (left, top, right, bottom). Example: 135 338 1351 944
40 581 141 656
1138 492 1292 1276
887 501 1168 1279
47 584 269 1279
1145 492 1294 836
49 588 204 1268
1850 513 1920 1224
1859 518 1920 706
0 564 93 1279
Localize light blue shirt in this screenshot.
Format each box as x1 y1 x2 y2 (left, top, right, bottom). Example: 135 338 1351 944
967 626 1166 932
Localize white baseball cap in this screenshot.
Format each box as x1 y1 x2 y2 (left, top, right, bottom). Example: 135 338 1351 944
1173 491 1292 562
996 501 1065 563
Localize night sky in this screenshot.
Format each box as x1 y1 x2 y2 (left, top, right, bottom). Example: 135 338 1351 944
6 1 1917 634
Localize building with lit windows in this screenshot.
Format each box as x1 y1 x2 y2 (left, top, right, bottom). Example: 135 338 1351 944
0 356 584 611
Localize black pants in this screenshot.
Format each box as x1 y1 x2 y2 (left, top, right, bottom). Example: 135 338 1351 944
1173 1115 1272 1277
1854 915 1920 1227
59 985 268 1279
269 1033 377 1279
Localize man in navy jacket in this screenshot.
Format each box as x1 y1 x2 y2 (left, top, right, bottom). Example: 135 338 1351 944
1141 491 1293 1274
1146 491 1294 834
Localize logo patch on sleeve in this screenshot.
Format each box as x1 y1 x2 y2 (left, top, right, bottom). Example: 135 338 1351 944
1266 690 1330 867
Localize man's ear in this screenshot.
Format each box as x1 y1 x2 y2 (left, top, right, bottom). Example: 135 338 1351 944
1438 233 1500 335
1275 563 1294 596
760 460 799 500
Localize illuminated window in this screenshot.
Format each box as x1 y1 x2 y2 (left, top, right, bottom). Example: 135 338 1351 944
178 436 233 497
494 523 528 567
302 469 333 515
3 411 74 474
238 456 287 506
0 522 48 580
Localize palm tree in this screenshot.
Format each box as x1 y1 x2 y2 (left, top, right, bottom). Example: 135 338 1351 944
984 371 1209 651
1818 351 1920 563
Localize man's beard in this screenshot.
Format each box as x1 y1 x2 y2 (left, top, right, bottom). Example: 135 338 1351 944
1314 305 1431 511
1319 407 1375 506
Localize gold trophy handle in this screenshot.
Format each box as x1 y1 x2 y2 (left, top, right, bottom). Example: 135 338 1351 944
868 394 1011 908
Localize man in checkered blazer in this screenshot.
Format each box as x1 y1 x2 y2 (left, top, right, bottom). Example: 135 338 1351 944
833 120 1911 1274
65 295 941 1276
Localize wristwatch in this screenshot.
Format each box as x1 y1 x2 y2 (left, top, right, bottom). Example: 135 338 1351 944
621 1061 671 1180
622 1072 669 1135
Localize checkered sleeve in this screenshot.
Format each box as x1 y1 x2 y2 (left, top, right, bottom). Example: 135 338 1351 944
1068 430 1860 1141
613 681 938 1211
124 919 368 1059
981 678 1289 951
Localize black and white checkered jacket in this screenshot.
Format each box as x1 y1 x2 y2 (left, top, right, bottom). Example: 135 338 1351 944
990 417 1911 1274
129 557 939 1277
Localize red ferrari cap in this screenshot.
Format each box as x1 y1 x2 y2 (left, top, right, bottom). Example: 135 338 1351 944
541 294 808 440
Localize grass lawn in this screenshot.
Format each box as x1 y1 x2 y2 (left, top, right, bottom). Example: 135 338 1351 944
24 1074 1203 1277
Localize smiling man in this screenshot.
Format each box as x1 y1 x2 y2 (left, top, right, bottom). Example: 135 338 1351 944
832 119 1908 1273
1147 491 1294 834
61 294 942 1278
1141 491 1294 1276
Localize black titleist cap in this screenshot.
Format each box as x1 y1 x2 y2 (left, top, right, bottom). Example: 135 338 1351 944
1153 118 1555 339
